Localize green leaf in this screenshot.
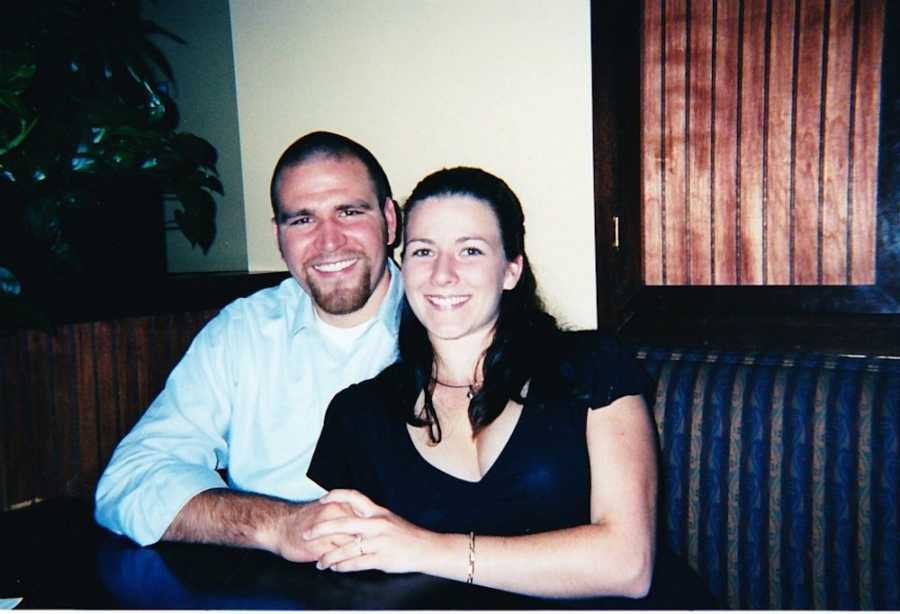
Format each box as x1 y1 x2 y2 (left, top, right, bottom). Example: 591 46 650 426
172 133 218 168
173 187 216 252
199 173 224 195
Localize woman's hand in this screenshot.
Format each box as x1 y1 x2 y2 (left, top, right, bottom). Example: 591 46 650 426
304 489 452 574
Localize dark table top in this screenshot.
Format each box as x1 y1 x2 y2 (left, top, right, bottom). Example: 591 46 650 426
3 498 710 610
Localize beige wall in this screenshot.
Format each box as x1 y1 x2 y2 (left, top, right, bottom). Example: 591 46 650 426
230 0 597 328
144 0 248 273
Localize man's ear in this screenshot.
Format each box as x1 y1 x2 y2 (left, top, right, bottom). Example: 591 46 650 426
503 255 524 290
383 198 400 248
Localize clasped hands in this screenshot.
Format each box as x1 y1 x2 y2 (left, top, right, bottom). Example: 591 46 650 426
300 489 438 574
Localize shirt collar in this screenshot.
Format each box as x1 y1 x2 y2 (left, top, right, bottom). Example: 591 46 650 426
289 258 403 337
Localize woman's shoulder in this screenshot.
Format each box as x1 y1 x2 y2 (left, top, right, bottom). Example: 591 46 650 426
548 329 630 365
536 329 647 407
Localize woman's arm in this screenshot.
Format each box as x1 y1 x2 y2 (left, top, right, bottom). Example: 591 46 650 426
306 394 658 599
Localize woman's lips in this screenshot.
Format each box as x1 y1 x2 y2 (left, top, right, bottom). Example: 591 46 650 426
425 294 470 310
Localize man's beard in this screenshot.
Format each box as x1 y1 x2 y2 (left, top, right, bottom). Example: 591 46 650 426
306 259 374 315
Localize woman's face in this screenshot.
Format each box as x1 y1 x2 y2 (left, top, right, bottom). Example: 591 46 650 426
402 194 522 343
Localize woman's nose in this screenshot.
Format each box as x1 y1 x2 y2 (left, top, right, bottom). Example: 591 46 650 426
430 253 458 286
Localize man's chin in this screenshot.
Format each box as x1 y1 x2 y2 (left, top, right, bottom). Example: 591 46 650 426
310 285 372 316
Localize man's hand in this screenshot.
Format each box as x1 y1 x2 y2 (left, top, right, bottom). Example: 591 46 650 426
162 489 357 562
267 498 358 562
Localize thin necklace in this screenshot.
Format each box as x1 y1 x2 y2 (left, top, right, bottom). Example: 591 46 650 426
431 377 481 399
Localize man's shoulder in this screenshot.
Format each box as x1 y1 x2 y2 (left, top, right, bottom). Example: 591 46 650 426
213 277 305 326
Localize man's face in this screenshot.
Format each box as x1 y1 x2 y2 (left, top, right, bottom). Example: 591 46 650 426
273 155 397 326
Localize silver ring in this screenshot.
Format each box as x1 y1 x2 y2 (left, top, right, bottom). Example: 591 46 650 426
355 533 365 556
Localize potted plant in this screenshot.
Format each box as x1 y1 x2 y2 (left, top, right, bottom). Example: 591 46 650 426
0 0 222 328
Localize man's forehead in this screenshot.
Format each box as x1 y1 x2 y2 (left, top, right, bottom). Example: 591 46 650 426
280 155 376 198
281 154 375 194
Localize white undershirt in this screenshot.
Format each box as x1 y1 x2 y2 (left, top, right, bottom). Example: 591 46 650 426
314 308 377 353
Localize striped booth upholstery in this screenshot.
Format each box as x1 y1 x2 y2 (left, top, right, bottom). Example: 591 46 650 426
635 348 899 610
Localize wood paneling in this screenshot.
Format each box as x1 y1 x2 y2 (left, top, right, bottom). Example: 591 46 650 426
794 0 826 284
739 0 768 284
0 310 217 509
851 0 884 283
641 0 884 286
688 0 714 284
712 0 741 284
664 0 690 284
822 0 855 284
766 0 797 285
642 0 665 284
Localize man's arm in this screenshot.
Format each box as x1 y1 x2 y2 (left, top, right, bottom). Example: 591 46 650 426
94 313 237 546
163 489 355 562
95 304 320 551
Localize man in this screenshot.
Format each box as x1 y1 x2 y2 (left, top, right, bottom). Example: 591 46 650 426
95 131 401 562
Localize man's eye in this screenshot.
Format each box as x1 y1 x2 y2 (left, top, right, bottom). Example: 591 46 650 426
288 216 312 226
339 208 363 217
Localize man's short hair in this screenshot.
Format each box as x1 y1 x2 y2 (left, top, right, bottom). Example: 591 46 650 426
269 131 393 217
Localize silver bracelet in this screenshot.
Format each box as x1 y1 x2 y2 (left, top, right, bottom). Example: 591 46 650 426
466 531 476 584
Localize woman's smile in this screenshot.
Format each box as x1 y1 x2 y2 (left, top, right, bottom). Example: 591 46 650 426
425 294 471 310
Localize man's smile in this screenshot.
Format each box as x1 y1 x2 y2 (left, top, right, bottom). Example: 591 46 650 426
311 257 360 274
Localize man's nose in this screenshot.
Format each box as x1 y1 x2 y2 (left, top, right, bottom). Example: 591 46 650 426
314 219 346 252
430 253 458 286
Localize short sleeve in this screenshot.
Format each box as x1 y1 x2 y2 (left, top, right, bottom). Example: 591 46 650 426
588 333 648 408
553 331 648 410
307 388 357 491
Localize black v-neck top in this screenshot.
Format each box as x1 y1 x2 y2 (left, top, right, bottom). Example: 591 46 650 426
307 330 647 537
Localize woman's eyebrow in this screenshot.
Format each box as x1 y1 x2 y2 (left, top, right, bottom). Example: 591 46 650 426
404 237 435 246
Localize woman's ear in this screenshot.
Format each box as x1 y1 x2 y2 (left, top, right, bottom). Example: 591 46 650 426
503 255 524 290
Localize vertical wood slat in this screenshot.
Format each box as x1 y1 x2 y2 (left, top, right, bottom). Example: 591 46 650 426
794 0 827 284
688 0 714 284
739 0 768 284
93 321 119 473
850 0 884 284
132 317 154 437
664 0 689 284
713 0 741 284
821 0 855 283
26 332 55 501
642 0 883 286
74 323 100 499
766 0 797 285
114 319 133 452
50 326 78 497
643 0 665 285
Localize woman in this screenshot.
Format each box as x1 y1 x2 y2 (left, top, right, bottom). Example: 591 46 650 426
306 167 658 599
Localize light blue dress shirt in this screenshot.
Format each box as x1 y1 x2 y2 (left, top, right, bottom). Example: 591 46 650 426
94 261 403 546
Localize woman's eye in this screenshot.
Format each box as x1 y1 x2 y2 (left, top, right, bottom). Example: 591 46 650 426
462 247 483 256
410 248 432 257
